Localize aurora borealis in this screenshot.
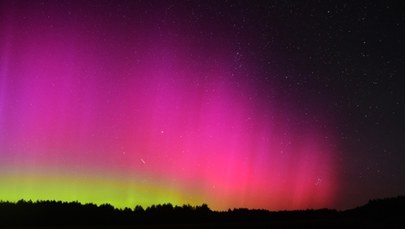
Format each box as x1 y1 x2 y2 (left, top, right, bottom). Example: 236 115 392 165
1 1 404 211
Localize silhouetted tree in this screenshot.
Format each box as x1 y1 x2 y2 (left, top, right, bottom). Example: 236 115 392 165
0 197 404 227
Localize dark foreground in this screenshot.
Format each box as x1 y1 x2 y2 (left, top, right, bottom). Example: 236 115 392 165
2 221 404 229
1 196 404 228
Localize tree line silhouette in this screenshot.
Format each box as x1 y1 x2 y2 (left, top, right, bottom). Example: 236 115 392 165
0 196 404 227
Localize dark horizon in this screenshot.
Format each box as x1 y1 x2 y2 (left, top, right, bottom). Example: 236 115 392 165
1 196 404 228
2 194 405 212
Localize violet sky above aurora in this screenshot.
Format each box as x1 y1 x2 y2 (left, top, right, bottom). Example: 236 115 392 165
1 1 404 211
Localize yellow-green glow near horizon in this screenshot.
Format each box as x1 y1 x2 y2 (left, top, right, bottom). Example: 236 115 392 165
0 168 206 209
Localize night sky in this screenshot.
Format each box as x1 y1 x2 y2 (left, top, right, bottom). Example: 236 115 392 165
0 0 404 211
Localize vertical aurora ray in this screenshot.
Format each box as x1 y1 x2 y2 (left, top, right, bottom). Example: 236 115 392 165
0 1 339 210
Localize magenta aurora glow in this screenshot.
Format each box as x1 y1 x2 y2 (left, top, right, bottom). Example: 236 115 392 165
0 1 344 210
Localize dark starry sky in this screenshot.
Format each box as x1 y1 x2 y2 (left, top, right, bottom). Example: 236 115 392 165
234 0 405 208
